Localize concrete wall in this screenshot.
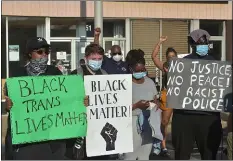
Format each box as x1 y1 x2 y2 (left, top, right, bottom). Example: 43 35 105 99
2 1 232 20
226 20 232 62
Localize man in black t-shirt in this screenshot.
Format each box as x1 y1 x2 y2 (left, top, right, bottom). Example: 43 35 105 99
171 29 222 160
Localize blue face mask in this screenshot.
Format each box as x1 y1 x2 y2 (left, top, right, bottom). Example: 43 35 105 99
196 45 209 56
133 72 147 79
87 59 102 71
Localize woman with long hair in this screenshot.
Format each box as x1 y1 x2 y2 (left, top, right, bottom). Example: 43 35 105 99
151 36 178 156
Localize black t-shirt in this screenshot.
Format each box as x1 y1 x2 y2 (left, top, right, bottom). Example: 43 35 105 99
174 53 220 116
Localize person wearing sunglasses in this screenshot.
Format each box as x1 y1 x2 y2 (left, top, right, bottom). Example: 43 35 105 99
93 28 128 74
102 45 129 74
172 29 222 160
4 37 68 159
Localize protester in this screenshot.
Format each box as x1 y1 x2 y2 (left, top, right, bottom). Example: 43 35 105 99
151 36 177 156
101 45 129 74
4 37 68 159
93 28 128 74
126 49 145 63
69 43 109 160
71 43 107 76
122 49 160 160
171 29 222 160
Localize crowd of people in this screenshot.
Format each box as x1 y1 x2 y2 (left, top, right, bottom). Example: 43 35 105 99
4 27 232 160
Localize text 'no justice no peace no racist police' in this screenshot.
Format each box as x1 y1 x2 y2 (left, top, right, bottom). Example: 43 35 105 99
167 58 232 112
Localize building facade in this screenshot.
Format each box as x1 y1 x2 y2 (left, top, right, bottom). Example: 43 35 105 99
1 1 232 103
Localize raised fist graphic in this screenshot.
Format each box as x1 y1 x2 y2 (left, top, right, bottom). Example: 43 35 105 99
100 122 118 151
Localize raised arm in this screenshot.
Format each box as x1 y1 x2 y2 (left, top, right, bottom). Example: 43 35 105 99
151 36 168 72
93 27 101 45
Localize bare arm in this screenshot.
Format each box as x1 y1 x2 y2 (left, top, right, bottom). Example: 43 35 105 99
93 27 101 45
151 36 168 72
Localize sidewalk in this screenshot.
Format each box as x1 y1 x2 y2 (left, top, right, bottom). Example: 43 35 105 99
1 113 229 160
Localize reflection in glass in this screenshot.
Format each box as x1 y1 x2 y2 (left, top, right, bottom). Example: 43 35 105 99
200 20 224 36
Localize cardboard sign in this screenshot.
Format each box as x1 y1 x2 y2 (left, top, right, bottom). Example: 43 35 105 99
6 75 87 144
167 58 232 112
84 74 133 157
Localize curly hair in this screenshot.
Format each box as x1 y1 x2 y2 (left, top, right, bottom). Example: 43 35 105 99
126 49 145 68
166 47 177 57
85 43 104 57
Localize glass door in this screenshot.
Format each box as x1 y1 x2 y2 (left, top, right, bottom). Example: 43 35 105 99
50 40 72 74
75 38 94 68
103 38 126 60
50 38 94 73
209 40 223 61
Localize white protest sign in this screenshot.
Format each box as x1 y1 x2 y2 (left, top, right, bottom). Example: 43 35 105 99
84 74 133 157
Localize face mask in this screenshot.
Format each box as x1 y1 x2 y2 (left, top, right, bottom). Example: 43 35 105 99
26 57 48 76
133 72 147 79
88 59 102 71
112 55 122 62
196 45 209 56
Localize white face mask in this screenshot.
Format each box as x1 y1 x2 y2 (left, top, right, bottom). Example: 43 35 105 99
112 55 122 62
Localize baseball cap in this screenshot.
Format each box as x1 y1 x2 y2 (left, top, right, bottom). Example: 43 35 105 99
26 37 50 53
189 29 210 43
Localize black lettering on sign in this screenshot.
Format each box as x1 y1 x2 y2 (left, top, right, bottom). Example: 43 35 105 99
92 93 118 106
18 80 32 97
91 79 127 92
167 58 232 112
89 105 130 119
14 111 87 136
15 121 25 135
18 77 68 98
22 96 61 113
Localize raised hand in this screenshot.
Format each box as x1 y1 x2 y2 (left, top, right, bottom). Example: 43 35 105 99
100 122 118 151
159 36 168 43
94 28 101 36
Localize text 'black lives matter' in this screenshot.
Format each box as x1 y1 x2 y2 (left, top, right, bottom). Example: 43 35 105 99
89 79 131 119
166 58 232 112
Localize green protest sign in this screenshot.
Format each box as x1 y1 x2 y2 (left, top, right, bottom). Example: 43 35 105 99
6 75 87 145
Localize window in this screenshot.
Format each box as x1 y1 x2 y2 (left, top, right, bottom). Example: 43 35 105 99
1 17 6 79
8 17 44 77
86 20 125 37
51 18 77 37
200 20 224 36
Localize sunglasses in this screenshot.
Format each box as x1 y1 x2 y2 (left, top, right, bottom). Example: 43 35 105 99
112 52 122 56
33 48 50 55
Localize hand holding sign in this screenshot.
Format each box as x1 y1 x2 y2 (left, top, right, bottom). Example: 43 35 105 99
84 96 89 107
100 122 118 151
133 100 150 110
5 96 13 111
